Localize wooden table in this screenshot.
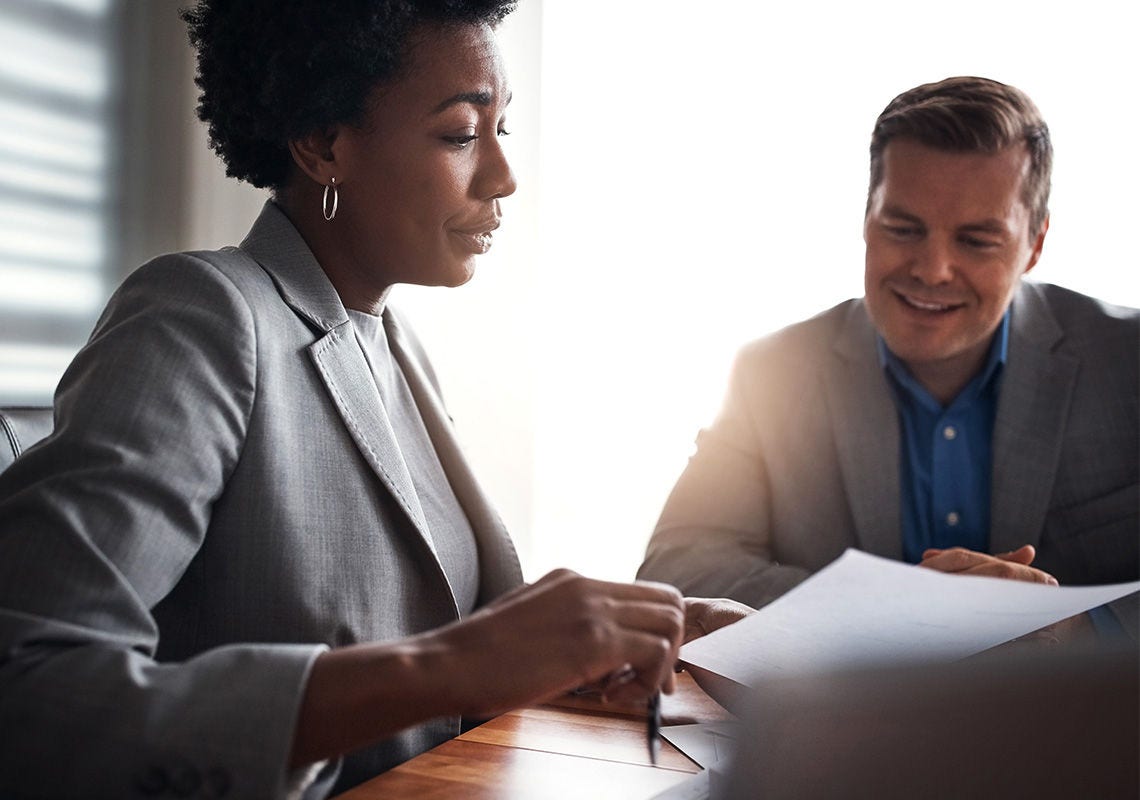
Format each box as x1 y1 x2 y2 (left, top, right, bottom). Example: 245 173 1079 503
335 671 733 799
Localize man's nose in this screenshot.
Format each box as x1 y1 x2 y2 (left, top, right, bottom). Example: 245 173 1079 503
909 238 955 285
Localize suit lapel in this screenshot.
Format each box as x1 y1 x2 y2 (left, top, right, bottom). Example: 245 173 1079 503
385 310 524 601
990 282 1078 554
238 201 439 558
307 325 434 552
825 301 903 559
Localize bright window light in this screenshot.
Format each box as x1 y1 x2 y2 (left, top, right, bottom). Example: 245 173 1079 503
515 0 1140 581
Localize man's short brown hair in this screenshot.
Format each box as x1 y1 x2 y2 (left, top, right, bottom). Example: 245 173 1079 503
868 76 1052 236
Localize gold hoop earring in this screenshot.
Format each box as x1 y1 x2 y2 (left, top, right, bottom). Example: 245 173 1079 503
322 177 339 221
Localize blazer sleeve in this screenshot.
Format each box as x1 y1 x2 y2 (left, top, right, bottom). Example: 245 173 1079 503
0 253 325 799
637 344 811 608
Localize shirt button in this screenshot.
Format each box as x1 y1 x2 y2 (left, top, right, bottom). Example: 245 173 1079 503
943 425 957 440
946 511 960 526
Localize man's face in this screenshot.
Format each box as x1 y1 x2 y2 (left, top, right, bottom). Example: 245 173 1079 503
863 139 1047 390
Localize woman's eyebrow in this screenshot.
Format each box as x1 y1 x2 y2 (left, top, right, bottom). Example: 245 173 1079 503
428 90 512 116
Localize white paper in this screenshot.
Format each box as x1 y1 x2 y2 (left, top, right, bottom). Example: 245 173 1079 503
681 548 1140 687
647 770 710 800
660 722 740 769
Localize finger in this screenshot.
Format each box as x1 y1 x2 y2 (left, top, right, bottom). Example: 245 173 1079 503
918 548 1057 584
590 577 685 608
697 599 755 633
535 572 685 614
682 597 754 644
611 599 686 648
994 544 1036 565
961 561 1059 585
918 547 992 573
603 628 682 700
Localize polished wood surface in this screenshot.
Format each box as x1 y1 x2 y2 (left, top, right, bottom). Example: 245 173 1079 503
337 671 732 799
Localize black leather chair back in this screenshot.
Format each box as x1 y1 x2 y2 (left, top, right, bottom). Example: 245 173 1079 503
1 407 54 473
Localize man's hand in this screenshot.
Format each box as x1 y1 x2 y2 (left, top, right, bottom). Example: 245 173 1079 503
919 544 1058 585
681 597 755 644
678 597 755 713
918 544 1100 648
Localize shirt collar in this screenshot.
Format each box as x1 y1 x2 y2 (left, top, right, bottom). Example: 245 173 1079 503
877 307 1011 408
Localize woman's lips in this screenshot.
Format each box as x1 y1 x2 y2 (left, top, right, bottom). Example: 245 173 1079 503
452 220 500 254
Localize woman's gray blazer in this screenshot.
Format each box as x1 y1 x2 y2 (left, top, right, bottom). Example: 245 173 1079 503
0 202 524 798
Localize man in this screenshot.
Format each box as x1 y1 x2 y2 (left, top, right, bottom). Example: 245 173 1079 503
638 77 1138 636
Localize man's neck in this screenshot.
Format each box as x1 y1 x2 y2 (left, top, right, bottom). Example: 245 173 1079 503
905 346 990 406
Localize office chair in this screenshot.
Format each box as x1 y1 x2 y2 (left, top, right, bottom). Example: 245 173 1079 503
0 406 53 473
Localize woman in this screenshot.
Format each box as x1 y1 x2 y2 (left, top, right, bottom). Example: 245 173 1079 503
0 1 745 797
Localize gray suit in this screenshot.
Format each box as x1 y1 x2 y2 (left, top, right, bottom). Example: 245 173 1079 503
638 282 1138 632
0 202 523 798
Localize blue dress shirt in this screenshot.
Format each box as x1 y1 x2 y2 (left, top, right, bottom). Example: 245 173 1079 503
879 311 1010 565
878 310 1121 636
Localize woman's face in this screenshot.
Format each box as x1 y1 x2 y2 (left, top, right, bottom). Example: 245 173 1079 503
330 23 516 293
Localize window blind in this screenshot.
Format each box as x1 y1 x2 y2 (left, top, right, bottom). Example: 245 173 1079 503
0 0 116 404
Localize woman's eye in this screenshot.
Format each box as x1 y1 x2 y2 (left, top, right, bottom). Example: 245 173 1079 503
497 128 512 137
443 134 478 147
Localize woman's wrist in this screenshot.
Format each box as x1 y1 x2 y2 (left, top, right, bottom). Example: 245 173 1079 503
288 634 468 768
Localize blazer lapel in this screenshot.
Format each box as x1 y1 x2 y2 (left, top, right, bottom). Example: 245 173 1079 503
307 325 434 551
238 201 438 557
384 310 524 602
990 282 1078 554
825 301 903 560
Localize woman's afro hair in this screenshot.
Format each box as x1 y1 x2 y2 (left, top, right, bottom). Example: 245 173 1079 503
181 0 517 189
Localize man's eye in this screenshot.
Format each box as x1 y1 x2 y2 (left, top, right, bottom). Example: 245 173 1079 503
961 236 999 249
884 225 919 238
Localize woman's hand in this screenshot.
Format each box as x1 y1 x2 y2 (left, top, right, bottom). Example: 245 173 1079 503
290 570 684 767
433 569 686 715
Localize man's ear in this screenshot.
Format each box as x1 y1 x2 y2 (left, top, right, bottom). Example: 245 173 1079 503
287 127 342 186
1023 214 1050 275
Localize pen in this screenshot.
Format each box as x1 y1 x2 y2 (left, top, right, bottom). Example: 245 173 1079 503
647 690 661 766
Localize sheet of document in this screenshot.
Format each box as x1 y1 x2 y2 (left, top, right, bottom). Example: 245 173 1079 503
681 548 1140 687
660 721 740 769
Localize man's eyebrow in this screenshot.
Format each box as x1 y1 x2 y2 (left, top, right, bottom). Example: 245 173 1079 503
880 206 924 224
428 90 512 116
960 219 1009 234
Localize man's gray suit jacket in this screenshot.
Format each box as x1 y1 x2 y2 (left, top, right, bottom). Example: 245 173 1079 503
639 281 1138 633
0 202 524 798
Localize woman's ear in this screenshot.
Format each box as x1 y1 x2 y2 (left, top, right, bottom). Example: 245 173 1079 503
288 127 341 186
